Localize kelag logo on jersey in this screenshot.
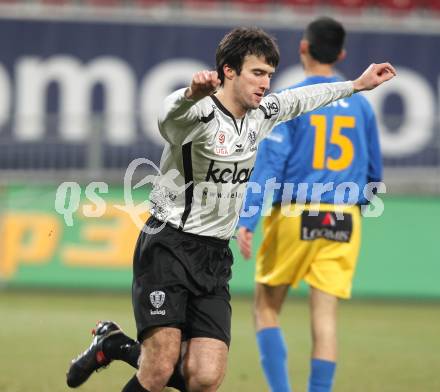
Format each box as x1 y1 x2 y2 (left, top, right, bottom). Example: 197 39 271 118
301 211 353 243
205 160 254 184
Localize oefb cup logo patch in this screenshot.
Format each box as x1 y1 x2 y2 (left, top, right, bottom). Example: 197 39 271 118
149 290 166 309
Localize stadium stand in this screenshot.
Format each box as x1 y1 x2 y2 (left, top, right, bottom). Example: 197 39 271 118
0 0 437 12
181 0 223 9
328 0 371 12
281 0 320 9
427 0 440 10
377 0 419 13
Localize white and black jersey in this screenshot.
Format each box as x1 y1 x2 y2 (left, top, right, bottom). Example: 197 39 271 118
149 82 354 239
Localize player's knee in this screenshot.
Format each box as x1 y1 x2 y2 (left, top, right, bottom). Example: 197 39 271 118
187 372 223 392
313 321 337 340
186 363 224 392
138 356 176 388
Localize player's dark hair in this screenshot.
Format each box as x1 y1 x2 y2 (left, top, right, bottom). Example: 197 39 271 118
216 27 280 84
305 17 345 64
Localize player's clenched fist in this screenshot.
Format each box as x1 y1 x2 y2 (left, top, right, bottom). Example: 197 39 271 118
237 226 253 260
353 62 397 92
185 70 221 101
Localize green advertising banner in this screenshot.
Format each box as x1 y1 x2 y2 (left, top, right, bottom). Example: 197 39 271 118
0 184 438 298
0 184 152 290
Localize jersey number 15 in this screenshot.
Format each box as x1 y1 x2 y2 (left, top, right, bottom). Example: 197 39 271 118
311 115 355 171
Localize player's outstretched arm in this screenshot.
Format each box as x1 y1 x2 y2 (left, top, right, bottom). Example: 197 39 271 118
353 63 397 92
185 70 221 101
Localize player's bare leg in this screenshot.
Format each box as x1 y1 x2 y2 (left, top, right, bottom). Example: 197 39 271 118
183 337 228 392
308 286 338 392
254 283 291 392
309 287 338 361
130 327 181 392
254 283 289 330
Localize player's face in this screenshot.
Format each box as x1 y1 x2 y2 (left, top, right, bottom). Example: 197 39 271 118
233 55 274 110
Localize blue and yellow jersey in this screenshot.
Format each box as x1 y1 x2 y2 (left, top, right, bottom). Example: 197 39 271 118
239 75 382 232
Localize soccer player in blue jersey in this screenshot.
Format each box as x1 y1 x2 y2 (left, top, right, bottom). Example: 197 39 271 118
237 17 383 392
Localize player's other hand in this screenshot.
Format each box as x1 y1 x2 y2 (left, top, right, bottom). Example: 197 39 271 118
237 226 253 260
185 70 221 101
353 63 396 92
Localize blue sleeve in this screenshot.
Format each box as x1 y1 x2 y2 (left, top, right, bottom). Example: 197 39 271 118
365 105 383 183
238 121 294 232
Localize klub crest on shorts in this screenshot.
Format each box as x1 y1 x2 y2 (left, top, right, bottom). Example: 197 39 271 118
149 290 165 309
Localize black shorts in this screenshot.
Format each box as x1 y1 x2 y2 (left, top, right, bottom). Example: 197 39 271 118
132 216 233 346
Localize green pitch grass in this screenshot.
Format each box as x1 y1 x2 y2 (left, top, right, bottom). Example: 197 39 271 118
0 291 439 392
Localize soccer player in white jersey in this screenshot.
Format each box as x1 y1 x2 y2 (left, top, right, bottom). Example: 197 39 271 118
66 27 395 392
